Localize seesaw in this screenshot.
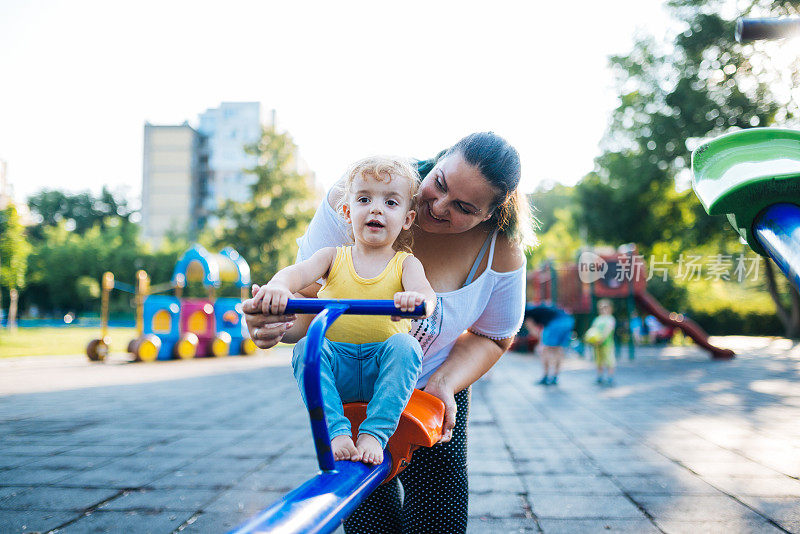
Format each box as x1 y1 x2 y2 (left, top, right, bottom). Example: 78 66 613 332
229 299 444 534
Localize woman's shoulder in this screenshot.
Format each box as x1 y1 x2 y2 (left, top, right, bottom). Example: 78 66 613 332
490 232 526 273
326 178 346 209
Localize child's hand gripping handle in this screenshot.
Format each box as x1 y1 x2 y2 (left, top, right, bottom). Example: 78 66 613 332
284 298 426 318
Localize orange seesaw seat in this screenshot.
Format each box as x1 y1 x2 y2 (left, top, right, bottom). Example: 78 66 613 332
343 389 445 482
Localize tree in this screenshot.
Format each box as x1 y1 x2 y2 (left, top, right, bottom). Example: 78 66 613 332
22 218 186 317
212 125 318 282
0 204 31 328
575 0 800 336
27 186 135 241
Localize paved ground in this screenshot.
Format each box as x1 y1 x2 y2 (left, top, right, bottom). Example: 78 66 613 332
1 337 799 533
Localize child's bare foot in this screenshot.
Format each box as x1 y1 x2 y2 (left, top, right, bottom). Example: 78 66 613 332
356 434 384 465
331 435 360 461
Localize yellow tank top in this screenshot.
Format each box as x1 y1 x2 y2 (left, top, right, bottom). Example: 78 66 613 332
318 246 412 343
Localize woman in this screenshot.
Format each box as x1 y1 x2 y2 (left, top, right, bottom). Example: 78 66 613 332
243 132 534 533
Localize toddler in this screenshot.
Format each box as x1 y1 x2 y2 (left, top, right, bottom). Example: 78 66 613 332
585 298 616 385
252 156 435 465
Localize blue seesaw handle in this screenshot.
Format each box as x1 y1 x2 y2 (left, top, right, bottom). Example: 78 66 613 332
229 299 423 534
754 203 800 290
284 298 426 317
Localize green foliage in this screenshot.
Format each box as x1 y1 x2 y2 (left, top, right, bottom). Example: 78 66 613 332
0 204 31 291
691 309 783 336
557 0 800 337
528 183 575 233
22 219 184 316
212 125 318 282
76 276 100 300
27 186 134 241
574 0 795 250
526 207 584 268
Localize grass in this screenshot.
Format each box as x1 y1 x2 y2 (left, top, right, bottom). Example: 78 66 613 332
0 327 138 358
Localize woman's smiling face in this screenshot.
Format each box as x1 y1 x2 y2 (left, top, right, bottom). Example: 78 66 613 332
415 152 498 234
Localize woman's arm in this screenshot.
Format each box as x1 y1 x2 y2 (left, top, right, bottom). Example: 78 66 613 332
423 332 512 442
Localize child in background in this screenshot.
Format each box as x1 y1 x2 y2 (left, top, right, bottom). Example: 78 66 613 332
630 311 644 345
524 304 575 386
585 298 616 385
251 156 435 465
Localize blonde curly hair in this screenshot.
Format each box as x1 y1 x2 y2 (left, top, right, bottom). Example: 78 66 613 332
336 156 420 252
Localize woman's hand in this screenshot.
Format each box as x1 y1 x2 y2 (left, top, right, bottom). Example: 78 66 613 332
242 284 296 350
423 375 457 444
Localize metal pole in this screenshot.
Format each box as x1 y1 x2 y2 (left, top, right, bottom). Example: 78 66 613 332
135 271 149 338
736 18 800 42
627 250 635 360
101 272 114 342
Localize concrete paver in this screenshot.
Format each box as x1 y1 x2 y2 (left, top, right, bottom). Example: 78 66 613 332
0 510 77 533
0 487 119 512
536 518 661 533
96 488 220 512
58 510 194 533
0 337 799 533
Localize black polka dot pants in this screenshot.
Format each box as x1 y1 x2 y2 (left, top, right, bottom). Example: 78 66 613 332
343 387 470 534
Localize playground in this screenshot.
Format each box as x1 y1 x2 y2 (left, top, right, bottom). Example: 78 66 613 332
1 337 799 533
3 13 800 534
86 244 256 363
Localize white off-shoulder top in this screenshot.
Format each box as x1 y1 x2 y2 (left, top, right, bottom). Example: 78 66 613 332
297 198 525 388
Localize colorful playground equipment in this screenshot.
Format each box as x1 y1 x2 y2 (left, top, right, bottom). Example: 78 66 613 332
230 299 443 534
688 19 800 327
86 244 257 362
524 245 735 360
693 128 800 295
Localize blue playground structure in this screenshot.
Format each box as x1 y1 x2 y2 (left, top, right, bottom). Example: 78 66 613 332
229 299 444 534
86 244 257 362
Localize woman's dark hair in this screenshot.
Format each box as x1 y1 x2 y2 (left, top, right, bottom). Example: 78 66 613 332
446 132 521 201
421 132 535 246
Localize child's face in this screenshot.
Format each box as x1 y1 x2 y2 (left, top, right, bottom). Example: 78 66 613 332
342 173 415 249
599 304 612 315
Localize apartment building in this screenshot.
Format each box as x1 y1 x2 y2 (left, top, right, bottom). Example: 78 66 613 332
141 102 265 245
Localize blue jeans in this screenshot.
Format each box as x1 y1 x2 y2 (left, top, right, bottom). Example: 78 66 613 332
292 333 424 449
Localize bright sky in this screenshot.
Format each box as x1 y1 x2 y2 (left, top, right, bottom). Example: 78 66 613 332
0 0 670 205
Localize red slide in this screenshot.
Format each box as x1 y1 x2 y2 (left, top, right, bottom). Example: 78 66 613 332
634 291 735 360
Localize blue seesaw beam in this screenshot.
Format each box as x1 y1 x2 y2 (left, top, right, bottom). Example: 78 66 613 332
754 203 800 291
229 299 425 534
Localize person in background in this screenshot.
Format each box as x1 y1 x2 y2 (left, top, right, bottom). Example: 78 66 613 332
630 311 644 345
585 298 616 385
645 314 664 344
524 303 575 386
